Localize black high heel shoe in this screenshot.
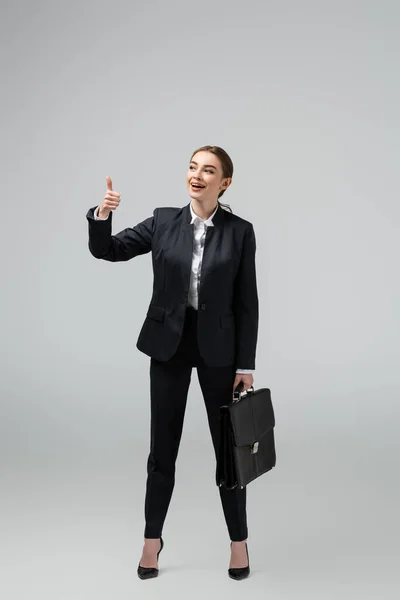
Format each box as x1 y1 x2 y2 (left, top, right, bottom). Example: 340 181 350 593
137 537 164 580
228 541 250 580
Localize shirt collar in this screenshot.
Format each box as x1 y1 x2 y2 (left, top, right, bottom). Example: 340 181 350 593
190 202 219 227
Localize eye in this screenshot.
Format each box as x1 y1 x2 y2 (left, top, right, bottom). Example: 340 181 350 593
189 165 214 174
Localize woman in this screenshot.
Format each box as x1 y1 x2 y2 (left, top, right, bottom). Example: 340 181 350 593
86 145 259 580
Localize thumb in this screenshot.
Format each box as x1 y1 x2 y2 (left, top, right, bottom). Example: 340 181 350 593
233 375 242 390
106 176 113 191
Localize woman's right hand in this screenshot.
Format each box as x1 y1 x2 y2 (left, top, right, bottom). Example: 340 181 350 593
98 176 121 218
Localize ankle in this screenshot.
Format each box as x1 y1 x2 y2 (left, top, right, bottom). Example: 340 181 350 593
144 538 160 548
231 539 247 546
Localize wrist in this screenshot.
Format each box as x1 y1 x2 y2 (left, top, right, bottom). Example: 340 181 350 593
98 207 111 219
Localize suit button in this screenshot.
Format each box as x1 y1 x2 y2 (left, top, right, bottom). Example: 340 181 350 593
200 303 206 311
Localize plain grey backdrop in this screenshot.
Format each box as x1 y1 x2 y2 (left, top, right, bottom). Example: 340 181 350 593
1 0 399 598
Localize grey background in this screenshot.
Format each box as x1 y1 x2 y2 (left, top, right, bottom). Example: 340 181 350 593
1 0 399 598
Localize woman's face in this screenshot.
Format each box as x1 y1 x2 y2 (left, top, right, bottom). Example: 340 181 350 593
186 151 231 202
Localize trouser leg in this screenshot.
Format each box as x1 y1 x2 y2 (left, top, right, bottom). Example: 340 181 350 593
144 356 192 538
197 362 248 542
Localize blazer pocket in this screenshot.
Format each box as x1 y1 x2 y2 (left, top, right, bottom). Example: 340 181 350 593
220 313 234 328
146 304 165 322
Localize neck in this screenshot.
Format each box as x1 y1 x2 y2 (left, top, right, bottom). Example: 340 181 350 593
190 198 219 221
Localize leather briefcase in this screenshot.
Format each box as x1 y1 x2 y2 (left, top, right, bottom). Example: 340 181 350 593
216 383 276 490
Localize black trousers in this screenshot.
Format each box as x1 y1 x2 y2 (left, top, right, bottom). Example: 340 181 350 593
143 306 248 542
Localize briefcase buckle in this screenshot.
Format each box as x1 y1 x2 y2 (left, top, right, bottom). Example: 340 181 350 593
251 441 259 454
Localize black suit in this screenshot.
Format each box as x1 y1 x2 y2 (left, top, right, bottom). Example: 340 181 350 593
86 201 258 369
86 201 259 541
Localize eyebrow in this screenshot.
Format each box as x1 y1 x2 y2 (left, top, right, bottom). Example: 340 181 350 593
190 161 217 170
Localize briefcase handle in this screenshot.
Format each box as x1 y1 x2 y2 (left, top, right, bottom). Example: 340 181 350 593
232 382 255 403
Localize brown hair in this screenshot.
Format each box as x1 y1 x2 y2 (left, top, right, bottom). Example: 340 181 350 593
190 145 233 213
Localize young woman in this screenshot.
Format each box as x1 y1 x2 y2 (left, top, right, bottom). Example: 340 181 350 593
86 145 259 580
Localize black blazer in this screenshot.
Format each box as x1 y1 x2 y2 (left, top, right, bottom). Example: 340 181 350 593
86 201 258 369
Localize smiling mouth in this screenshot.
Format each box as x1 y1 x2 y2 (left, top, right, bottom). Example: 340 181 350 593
191 183 205 190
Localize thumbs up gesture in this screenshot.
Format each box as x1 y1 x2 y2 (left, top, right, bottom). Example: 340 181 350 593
98 176 121 219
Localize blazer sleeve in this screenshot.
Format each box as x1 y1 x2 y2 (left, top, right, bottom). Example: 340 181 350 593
86 206 157 261
232 223 259 370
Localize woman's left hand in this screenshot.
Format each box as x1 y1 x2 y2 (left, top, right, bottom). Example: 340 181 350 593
233 373 254 392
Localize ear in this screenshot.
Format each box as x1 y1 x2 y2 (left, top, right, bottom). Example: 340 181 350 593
221 177 232 190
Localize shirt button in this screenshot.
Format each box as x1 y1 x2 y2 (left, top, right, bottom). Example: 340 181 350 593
200 303 206 311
